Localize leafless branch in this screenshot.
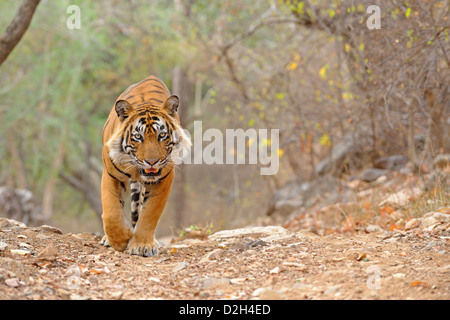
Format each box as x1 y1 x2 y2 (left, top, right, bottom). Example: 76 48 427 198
0 0 41 67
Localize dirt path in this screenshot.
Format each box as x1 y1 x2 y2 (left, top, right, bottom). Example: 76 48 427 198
0 218 448 300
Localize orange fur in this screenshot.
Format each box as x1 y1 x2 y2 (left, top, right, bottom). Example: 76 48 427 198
101 75 187 256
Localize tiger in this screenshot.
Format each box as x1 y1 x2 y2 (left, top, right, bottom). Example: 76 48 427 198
100 75 190 257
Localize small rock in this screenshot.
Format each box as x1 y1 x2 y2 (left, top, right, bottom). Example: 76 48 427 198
17 235 27 239
420 216 439 230
0 218 26 229
393 273 406 278
230 278 248 285
379 188 422 207
5 278 20 288
365 224 383 233
324 285 341 295
360 168 388 182
283 262 307 271
19 242 32 249
269 267 281 274
202 277 230 289
36 234 52 240
245 239 268 248
258 289 284 300
423 212 450 223
0 241 8 251
37 242 58 259
210 226 292 242
173 261 189 273
252 287 265 297
110 291 125 300
405 218 421 230
330 257 345 262
389 211 403 222
36 225 63 234
9 249 31 256
199 249 223 263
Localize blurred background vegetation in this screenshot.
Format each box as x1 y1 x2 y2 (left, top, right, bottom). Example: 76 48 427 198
0 0 448 236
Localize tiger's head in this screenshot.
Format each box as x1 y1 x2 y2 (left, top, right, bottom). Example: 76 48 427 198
107 95 190 183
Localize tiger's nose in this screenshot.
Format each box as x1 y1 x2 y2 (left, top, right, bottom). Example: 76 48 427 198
145 159 159 166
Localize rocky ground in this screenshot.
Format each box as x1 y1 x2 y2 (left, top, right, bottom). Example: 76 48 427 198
0 213 449 300
1 156 449 300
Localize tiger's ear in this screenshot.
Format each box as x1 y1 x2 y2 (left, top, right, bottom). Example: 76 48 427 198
115 100 133 121
163 95 179 116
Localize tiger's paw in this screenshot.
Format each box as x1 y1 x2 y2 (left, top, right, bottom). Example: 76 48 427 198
100 235 110 247
127 236 159 257
101 233 130 252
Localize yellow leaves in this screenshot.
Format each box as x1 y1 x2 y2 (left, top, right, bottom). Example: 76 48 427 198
275 92 285 100
296 1 305 15
319 133 332 147
319 65 328 80
344 43 351 53
405 7 411 18
342 92 353 100
288 62 298 70
328 9 336 18
278 148 284 158
287 54 300 71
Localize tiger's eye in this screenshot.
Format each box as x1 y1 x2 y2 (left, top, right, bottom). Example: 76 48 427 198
134 134 142 140
159 132 167 139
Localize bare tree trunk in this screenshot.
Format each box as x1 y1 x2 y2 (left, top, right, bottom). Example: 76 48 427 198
7 130 28 189
407 100 418 171
0 0 41 67
425 89 446 155
41 140 65 221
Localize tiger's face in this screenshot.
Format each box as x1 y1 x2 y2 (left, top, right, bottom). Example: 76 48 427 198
107 96 187 183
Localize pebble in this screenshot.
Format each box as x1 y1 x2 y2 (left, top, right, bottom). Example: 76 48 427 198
0 241 8 251
36 225 63 234
9 249 31 256
172 261 189 273
269 267 281 274
19 242 32 248
283 262 307 271
5 278 20 288
405 218 421 230
324 285 341 295
245 239 268 248
258 288 284 300
393 273 406 278
202 277 230 289
366 225 383 233
199 249 223 263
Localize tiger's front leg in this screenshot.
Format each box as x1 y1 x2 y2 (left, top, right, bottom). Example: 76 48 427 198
101 170 133 251
127 173 174 257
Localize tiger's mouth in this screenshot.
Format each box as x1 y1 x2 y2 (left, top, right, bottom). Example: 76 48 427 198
139 168 162 177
